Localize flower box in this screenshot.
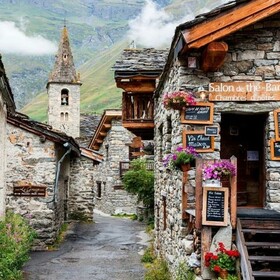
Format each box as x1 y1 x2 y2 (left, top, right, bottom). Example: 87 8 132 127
163 91 196 110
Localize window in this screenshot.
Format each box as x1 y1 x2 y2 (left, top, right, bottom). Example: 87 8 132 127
60 112 64 121
96 181 102 199
61 89 69 105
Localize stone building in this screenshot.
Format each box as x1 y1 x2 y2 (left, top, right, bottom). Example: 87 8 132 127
153 0 280 278
87 49 168 216
47 25 81 138
88 109 139 215
0 55 16 217
3 26 102 249
6 112 80 249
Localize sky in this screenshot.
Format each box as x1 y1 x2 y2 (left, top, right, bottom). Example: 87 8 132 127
127 0 228 48
0 0 228 55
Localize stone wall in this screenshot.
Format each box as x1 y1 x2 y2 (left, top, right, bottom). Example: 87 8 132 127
69 156 94 220
0 95 6 217
154 13 280 276
6 124 71 250
93 119 139 215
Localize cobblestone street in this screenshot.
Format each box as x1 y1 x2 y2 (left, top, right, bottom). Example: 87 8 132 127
24 212 149 280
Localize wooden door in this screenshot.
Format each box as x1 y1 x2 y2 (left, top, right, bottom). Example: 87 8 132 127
221 114 266 207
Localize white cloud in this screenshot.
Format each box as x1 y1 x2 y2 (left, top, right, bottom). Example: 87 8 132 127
127 0 193 48
0 21 57 55
127 0 230 48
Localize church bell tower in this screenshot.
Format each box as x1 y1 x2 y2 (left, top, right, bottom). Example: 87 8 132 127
47 25 81 138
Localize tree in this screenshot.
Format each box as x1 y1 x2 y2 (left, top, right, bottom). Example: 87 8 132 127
122 158 154 209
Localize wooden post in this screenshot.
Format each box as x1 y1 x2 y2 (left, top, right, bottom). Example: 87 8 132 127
230 156 237 229
201 226 212 279
195 158 203 229
182 171 188 220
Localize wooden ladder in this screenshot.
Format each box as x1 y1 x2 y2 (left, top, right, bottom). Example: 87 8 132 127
236 218 280 279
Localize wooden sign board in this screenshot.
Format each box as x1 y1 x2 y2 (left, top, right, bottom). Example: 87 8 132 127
13 185 47 197
183 130 214 152
274 109 280 140
202 187 228 226
209 82 280 102
181 102 213 124
205 125 219 136
270 139 280 160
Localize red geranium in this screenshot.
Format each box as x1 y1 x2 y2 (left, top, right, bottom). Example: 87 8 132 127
204 242 239 272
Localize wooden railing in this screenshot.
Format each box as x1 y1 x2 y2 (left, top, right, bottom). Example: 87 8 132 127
122 93 154 122
119 160 154 177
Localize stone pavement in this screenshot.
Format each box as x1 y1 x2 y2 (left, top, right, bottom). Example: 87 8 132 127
24 211 150 280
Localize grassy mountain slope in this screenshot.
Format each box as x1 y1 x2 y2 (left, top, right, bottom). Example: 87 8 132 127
5 0 225 122
22 40 128 122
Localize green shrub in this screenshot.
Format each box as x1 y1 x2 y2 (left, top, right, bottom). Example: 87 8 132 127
176 262 195 280
0 211 36 280
144 259 171 280
141 245 156 263
122 158 154 209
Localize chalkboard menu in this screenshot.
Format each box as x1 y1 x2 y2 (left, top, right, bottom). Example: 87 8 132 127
202 187 228 226
270 139 280 160
183 130 214 153
205 126 219 136
181 102 213 124
274 109 280 140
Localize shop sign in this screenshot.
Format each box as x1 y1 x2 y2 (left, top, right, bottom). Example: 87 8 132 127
208 82 280 101
13 185 47 197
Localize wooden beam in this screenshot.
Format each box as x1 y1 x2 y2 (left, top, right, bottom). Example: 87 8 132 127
195 158 203 229
230 156 237 229
122 122 154 129
201 42 228 72
99 132 107 137
201 226 212 279
183 0 280 50
116 80 156 92
103 123 111 129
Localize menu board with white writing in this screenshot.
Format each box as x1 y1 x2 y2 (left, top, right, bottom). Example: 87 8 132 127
202 187 228 226
183 130 214 153
181 103 213 124
270 139 280 160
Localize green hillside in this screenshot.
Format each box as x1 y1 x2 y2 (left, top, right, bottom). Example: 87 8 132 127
22 40 128 122
3 0 225 122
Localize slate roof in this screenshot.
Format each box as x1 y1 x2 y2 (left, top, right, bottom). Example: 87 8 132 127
7 111 80 156
113 48 169 78
48 26 80 84
0 55 16 112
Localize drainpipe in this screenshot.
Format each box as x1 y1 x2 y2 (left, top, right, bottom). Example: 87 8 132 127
46 142 71 204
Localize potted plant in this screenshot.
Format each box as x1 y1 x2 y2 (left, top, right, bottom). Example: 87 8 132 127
204 242 239 279
163 146 199 171
202 160 236 187
163 91 196 110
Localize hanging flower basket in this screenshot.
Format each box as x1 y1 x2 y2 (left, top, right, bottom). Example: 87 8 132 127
163 91 196 110
163 145 200 171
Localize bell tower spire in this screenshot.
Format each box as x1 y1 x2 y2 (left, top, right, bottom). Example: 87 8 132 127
47 25 81 138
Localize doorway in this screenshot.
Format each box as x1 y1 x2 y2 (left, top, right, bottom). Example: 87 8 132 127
220 113 266 207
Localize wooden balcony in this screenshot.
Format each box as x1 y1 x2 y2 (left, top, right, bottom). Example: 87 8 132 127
119 160 154 178
122 92 154 139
